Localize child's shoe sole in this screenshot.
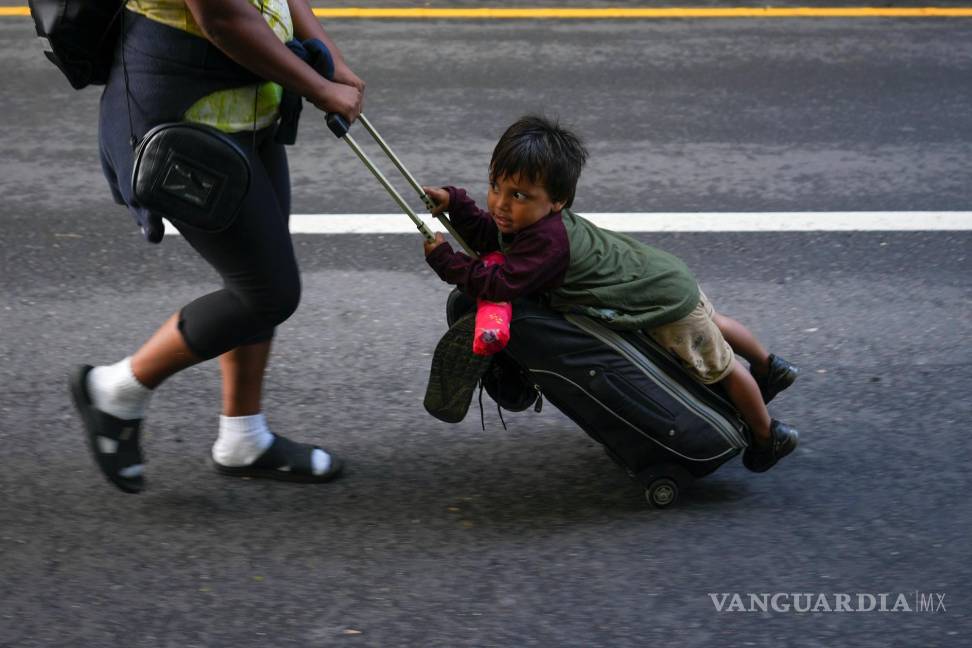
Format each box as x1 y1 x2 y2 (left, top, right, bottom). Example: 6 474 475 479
424 313 493 423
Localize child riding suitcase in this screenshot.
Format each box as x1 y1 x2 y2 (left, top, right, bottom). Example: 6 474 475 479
321 102 797 508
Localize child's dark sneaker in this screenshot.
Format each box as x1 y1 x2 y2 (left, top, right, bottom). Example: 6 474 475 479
753 354 799 404
743 419 799 473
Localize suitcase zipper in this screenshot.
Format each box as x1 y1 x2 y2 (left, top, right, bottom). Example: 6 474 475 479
533 385 544 413
565 315 748 449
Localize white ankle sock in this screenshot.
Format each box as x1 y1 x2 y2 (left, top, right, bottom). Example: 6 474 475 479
88 357 153 420
212 413 332 474
213 414 274 467
311 448 332 475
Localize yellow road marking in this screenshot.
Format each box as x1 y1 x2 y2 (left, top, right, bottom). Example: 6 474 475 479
5 6 972 18
309 7 972 19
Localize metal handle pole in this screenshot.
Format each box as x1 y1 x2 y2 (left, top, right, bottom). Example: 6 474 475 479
358 115 479 259
358 115 429 203
340 133 436 243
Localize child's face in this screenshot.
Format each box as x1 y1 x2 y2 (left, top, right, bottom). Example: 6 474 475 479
487 173 565 235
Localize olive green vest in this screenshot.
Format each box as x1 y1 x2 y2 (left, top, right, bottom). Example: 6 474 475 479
544 209 700 330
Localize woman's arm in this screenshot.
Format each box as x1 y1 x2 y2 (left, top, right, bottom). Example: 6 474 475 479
185 0 361 121
287 0 366 96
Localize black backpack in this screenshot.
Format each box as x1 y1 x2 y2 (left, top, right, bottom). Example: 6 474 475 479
28 0 126 89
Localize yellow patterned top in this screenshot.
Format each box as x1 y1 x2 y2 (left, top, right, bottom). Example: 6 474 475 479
128 0 293 132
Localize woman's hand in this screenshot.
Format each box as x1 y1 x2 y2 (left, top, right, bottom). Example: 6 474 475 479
422 186 450 215
332 63 365 93
309 79 362 123
331 63 365 116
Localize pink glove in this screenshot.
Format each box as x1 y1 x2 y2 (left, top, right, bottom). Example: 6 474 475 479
473 251 512 356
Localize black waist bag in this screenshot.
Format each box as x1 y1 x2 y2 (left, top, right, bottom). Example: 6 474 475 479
132 122 251 232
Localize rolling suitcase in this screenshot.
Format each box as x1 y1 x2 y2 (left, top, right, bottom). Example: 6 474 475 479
446 290 751 508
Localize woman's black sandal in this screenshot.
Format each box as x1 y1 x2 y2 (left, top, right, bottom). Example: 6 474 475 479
213 434 344 483
69 365 146 494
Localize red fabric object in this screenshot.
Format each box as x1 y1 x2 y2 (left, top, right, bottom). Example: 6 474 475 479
473 251 512 356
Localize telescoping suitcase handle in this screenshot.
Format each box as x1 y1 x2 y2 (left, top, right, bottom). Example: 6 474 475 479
315 49 478 258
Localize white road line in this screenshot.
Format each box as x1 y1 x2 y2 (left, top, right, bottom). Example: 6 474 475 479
165 212 972 235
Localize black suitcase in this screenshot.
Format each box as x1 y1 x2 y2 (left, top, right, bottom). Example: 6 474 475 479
447 290 751 508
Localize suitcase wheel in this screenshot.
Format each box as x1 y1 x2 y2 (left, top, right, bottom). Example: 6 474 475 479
645 478 679 509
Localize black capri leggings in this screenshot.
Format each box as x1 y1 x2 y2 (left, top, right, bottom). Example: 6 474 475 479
97 12 302 359
173 126 300 359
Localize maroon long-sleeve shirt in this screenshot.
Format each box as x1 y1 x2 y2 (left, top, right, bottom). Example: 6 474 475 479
425 187 570 302
426 186 701 330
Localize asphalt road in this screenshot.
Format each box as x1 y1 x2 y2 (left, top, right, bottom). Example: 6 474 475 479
1 5 971 647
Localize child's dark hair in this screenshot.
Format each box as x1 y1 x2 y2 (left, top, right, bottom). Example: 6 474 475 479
490 115 588 208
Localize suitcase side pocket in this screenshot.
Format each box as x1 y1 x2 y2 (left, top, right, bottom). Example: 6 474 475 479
588 370 676 432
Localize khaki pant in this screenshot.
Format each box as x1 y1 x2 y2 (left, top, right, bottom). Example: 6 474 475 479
647 291 734 385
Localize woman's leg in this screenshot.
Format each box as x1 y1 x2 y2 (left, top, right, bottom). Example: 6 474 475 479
175 130 301 359
74 127 340 491
215 129 291 417
122 136 295 389
130 313 203 388
210 340 278 471
220 340 272 417
205 133 338 480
